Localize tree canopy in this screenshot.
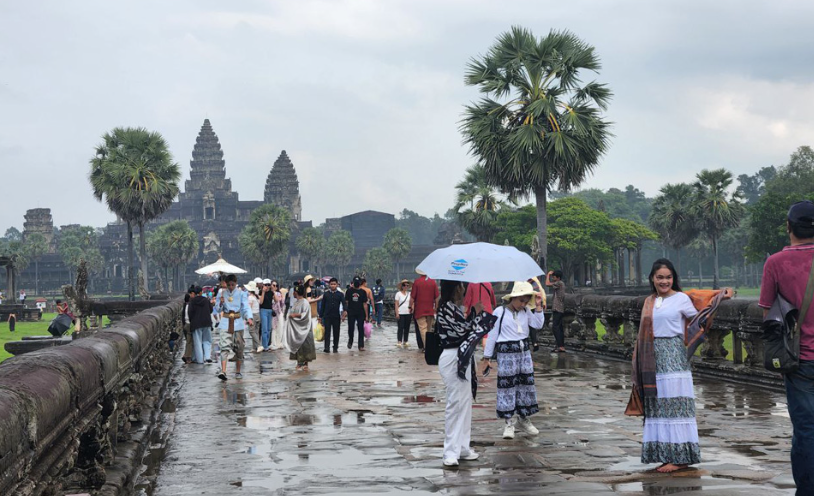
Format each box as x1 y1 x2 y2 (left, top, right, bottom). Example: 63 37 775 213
362 247 392 281
238 204 292 277
461 26 612 271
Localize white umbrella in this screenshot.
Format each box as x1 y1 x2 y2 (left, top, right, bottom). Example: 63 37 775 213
195 258 247 275
415 242 543 283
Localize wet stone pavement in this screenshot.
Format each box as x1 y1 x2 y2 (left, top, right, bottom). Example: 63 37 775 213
150 322 797 495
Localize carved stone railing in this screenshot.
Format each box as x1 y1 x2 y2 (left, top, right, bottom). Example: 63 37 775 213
542 293 778 386
0 299 183 495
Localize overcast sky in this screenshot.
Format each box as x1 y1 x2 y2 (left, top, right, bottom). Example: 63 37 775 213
2 0 813 233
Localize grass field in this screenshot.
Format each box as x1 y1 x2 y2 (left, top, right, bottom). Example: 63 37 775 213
0 313 110 363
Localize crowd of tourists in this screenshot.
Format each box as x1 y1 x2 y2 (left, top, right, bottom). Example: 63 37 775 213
171 199 814 493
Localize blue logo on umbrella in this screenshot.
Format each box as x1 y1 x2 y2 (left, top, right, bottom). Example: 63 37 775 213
450 259 468 271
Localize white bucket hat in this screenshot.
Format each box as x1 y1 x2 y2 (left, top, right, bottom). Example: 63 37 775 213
245 281 258 293
502 281 536 302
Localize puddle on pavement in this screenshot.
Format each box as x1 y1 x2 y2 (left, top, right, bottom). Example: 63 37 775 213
367 395 440 406
237 412 377 429
221 390 252 406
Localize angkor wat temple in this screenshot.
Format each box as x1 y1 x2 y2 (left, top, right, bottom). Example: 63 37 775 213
9 119 432 295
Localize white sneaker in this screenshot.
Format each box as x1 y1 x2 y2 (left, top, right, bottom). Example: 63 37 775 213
517 418 539 435
256 346 264 353
460 450 479 461
502 424 515 439
443 458 459 467
396 343 403 348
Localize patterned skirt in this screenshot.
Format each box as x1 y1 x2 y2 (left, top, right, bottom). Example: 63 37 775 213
496 340 539 419
642 336 701 465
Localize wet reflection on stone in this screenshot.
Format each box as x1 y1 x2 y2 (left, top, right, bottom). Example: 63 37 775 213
154 322 797 495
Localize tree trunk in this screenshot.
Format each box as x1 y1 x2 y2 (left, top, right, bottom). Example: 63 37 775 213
534 185 548 273
677 248 682 278
618 249 626 287
139 222 149 294
35 260 39 295
635 246 642 286
627 249 635 285
712 236 720 289
396 259 400 283
698 260 703 289
127 222 135 301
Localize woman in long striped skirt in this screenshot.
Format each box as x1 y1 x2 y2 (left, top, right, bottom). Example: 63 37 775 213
482 281 545 440
638 259 700 473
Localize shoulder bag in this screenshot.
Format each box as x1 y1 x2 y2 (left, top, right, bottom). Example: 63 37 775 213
424 317 443 365
762 255 814 374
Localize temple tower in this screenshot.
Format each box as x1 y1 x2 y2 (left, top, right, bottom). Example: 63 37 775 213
22 208 56 253
178 119 239 222
264 150 302 221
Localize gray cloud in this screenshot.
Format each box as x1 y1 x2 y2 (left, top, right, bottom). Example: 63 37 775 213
1 0 812 233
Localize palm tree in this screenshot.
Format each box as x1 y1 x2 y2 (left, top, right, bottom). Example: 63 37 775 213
383 228 412 282
90 127 180 299
325 230 355 282
23 233 48 295
363 247 392 281
691 169 745 289
461 27 612 271
148 221 198 291
649 183 698 274
296 227 327 274
453 165 511 242
239 205 292 276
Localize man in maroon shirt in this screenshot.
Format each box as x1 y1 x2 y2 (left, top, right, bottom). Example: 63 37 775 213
760 200 814 490
410 269 439 351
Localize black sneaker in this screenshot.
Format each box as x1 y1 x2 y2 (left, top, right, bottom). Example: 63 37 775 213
205 359 214 364
347 342 352 349
217 372 227 381
323 349 331 353
332 348 338 353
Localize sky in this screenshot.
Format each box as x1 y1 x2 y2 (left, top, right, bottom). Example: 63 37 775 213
2 0 814 233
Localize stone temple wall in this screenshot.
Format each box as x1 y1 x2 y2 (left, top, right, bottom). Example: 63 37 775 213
0 300 183 495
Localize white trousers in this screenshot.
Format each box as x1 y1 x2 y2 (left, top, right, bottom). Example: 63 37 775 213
439 348 472 461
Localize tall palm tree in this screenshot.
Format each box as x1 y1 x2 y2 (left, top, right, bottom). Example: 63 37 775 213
691 169 745 289
23 233 48 295
461 27 612 271
649 183 698 274
383 228 412 282
296 227 327 274
90 127 180 299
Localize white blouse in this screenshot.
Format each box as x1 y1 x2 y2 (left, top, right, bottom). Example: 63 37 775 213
484 305 545 357
652 292 698 338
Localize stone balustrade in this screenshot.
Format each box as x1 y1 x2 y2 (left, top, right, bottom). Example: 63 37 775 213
0 299 182 496
383 291 778 386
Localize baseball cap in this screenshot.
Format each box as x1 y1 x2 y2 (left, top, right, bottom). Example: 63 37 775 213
254 277 263 283
788 200 814 225
352 276 362 286
262 278 272 285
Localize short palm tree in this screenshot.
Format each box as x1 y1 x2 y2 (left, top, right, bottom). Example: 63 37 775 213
454 165 512 242
461 26 612 270
90 127 180 299
649 183 698 274
691 169 745 289
240 204 292 276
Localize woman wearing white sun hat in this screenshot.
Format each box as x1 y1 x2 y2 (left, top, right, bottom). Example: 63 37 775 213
482 281 545 440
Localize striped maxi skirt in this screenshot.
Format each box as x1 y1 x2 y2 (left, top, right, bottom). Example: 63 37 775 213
496 340 539 419
642 336 701 465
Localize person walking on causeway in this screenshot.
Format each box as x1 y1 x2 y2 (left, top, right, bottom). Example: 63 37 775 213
482 281 545 440
213 274 253 381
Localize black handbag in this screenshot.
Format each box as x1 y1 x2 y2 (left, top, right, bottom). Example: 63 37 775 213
762 257 814 374
424 319 443 365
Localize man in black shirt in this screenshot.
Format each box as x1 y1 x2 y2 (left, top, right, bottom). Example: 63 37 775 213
343 276 369 351
319 277 345 353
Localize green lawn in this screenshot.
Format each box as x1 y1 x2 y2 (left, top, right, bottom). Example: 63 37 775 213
0 313 110 363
